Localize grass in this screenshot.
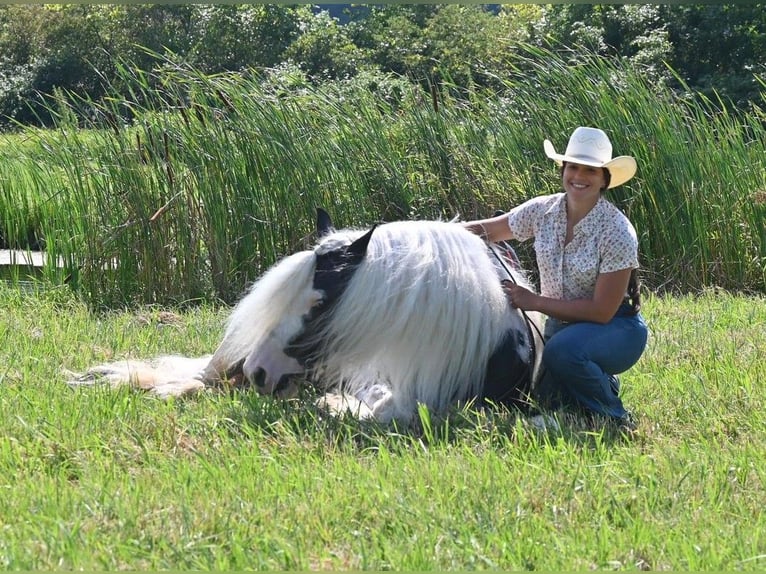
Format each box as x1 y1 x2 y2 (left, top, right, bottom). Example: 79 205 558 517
1 283 764 570
1 46 764 307
0 44 764 570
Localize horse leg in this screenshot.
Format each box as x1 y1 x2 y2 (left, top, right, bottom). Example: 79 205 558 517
65 356 210 397
316 392 374 419
369 393 399 424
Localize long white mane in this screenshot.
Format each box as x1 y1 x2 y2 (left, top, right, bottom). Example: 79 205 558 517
306 220 535 422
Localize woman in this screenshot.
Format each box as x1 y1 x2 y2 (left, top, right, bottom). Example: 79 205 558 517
464 126 648 430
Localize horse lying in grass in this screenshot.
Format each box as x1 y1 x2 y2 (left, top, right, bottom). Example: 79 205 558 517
68 210 543 425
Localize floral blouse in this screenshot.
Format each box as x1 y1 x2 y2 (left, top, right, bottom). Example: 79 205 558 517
506 193 638 300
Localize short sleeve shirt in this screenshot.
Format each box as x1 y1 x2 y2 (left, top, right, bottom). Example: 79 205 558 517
507 193 638 300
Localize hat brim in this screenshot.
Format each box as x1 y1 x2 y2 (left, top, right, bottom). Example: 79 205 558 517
543 139 636 188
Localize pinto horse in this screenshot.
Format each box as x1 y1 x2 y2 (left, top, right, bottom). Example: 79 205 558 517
69 210 543 424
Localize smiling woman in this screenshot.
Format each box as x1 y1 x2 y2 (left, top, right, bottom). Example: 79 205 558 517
462 126 647 431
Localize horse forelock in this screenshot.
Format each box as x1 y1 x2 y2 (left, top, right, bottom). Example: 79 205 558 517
307 220 534 416
210 249 320 371
314 229 361 254
283 228 373 368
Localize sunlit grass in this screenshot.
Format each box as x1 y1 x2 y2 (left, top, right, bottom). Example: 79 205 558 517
0 41 763 571
1 284 764 570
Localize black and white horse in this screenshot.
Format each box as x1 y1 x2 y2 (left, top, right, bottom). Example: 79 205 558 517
70 210 543 424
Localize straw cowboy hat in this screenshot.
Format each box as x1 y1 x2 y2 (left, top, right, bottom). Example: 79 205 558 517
543 126 637 189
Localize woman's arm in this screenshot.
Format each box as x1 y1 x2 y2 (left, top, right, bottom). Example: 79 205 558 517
506 268 632 324
462 212 515 243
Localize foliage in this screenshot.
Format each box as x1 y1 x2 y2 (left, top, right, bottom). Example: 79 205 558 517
662 5 766 108
186 5 307 74
0 284 765 569
1 4 765 129
0 6 116 126
283 8 367 81
532 5 675 88
348 5 511 90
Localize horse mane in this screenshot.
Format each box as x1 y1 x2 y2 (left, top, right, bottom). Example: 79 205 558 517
306 220 534 420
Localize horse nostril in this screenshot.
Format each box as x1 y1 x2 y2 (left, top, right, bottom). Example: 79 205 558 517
249 367 266 388
274 374 293 394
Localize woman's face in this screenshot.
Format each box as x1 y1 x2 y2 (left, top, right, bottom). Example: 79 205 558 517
562 162 608 201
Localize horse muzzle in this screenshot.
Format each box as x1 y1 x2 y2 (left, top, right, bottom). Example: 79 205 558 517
242 340 304 396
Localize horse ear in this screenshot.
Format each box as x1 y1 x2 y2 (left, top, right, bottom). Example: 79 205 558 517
347 225 376 259
316 208 335 237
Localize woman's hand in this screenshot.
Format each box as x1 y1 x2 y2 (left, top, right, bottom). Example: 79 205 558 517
502 281 537 311
503 269 633 324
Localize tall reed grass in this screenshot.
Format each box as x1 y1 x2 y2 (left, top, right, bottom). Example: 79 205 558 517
0 46 763 307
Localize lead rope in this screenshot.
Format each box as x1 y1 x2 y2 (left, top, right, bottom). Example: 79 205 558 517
486 243 546 396
484 211 545 351
487 244 544 349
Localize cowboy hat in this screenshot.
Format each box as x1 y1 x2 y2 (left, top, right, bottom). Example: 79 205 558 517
543 126 637 188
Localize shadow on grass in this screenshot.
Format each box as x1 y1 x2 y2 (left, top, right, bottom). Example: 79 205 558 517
219 385 638 453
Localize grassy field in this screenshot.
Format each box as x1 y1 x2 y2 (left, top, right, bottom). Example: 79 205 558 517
0 42 763 571
0 283 764 570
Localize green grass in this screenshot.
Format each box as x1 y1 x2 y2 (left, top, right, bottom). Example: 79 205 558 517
1 46 764 307
1 283 764 570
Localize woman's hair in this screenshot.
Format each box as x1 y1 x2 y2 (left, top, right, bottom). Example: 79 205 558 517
602 169 612 190
626 268 641 315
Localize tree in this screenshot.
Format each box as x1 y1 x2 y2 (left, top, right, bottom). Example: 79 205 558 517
420 5 508 88
662 4 766 107
347 5 439 81
283 8 366 81
530 4 763 108
187 5 304 73
0 5 115 126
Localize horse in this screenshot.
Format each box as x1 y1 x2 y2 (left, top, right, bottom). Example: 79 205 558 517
68 209 543 425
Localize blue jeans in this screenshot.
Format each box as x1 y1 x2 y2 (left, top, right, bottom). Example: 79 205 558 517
533 304 648 419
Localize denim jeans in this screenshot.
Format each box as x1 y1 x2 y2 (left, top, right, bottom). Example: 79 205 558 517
533 303 648 419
